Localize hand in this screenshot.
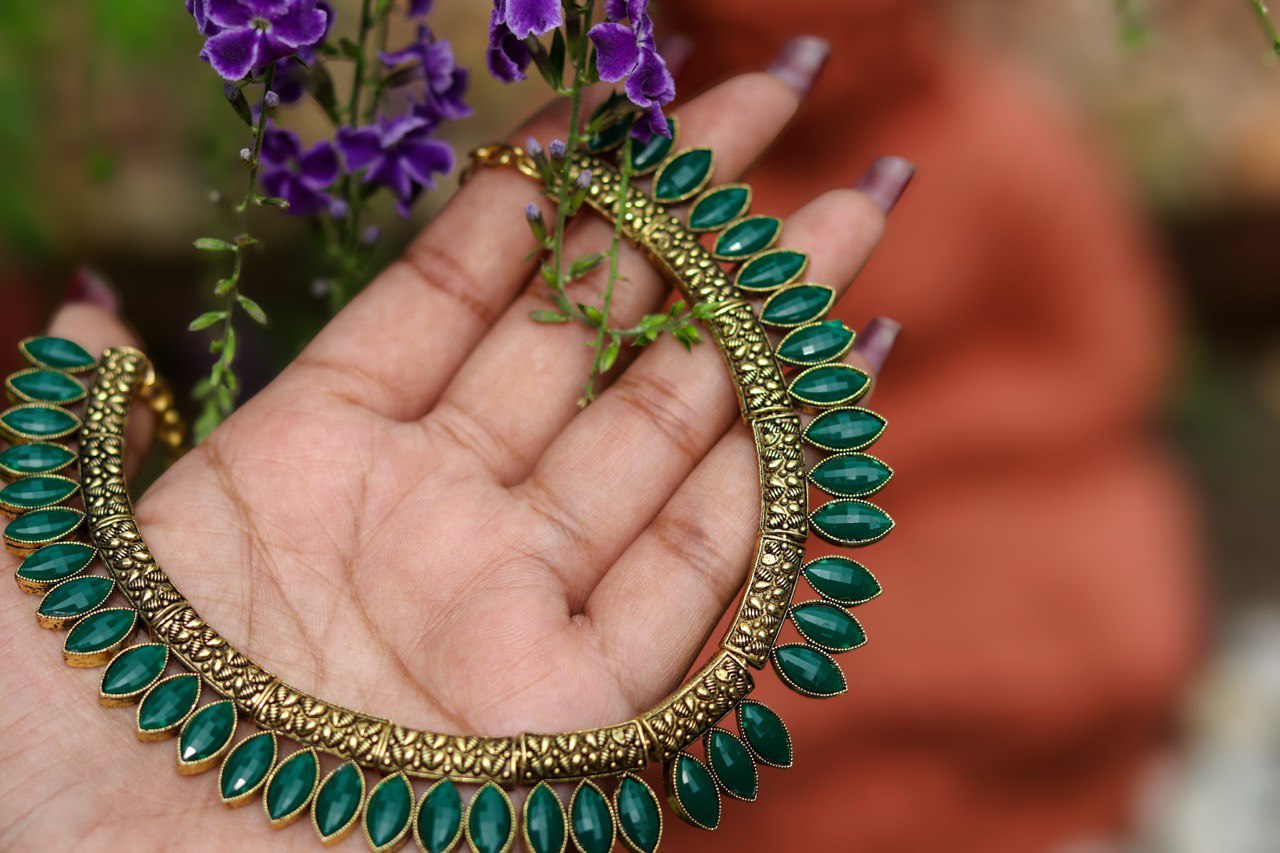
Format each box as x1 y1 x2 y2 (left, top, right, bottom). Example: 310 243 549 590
0 66 891 849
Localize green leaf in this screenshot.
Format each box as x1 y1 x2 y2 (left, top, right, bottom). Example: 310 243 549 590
529 309 569 324
338 37 361 59
224 327 238 362
194 237 236 252
237 295 268 325
380 65 420 90
599 337 621 372
213 278 236 297
226 88 254 127
548 29 566 89
578 304 604 327
691 301 721 320
254 196 289 209
307 60 340 123
188 311 227 332
540 263 560 288
568 253 603 280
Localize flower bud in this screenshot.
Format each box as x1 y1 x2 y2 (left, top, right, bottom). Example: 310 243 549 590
549 139 567 160
525 137 544 159
264 90 280 109
239 148 251 162
525 202 547 245
574 169 592 189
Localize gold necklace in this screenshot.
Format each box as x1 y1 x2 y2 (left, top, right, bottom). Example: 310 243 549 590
3 130 893 853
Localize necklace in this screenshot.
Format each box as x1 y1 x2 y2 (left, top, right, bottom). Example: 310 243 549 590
3 129 893 853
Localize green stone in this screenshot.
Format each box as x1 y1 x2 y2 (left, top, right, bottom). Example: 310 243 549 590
0 442 76 478
778 321 855 366
1 405 80 441
688 185 750 231
653 148 713 202
789 365 869 408
714 216 781 260
760 284 835 327
809 452 893 497
100 643 169 699
8 370 84 404
737 701 792 768
64 607 135 655
313 762 364 840
21 336 96 371
16 542 95 585
417 779 464 853
266 749 318 822
615 776 661 853
138 674 200 734
467 783 514 853
523 783 565 853
179 700 237 765
1 476 78 512
587 116 632 153
772 644 847 697
570 782 614 853
669 753 719 830
804 556 880 605
38 575 113 619
735 249 808 292
5 507 83 547
791 602 866 652
804 407 886 452
220 732 276 802
630 118 676 173
365 774 413 849
706 729 758 801
811 499 894 546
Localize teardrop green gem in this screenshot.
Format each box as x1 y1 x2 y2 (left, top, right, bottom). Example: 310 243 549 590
523 784 565 853
1 405 80 441
21 336 96 371
688 185 750 230
180 700 237 764
804 556 881 605
760 284 834 327
615 776 661 853
417 780 464 853
0 442 76 478
467 784 514 853
811 499 894 545
101 644 168 698
714 216 781 260
38 575 113 619
570 783 614 853
772 644 847 697
804 407 886 452
630 118 675 173
706 729 758 801
653 148 713 202
365 775 413 849
791 602 866 652
16 542 95 585
670 753 720 830
789 365 869 407
220 733 276 801
778 321 855 366
735 250 808 292
8 370 84 404
5 508 83 547
1 476 78 512
314 762 364 840
809 453 893 497
738 701 792 768
138 674 200 733
266 750 318 821
64 608 135 654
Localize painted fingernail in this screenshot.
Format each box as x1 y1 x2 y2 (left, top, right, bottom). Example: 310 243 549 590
856 156 916 214
62 268 120 314
853 317 901 374
657 34 694 79
767 36 830 96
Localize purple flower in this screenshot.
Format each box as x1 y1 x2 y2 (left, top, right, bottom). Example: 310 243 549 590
196 0 329 82
589 0 675 138
380 26 471 121
495 0 562 40
337 113 454 217
408 0 432 16
259 126 340 217
486 3 531 83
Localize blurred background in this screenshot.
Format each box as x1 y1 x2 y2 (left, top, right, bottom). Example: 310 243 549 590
2 1 1280 850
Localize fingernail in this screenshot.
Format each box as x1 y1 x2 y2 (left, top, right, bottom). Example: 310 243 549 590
657 34 694 79
63 268 120 314
768 36 830 96
853 317 901 374
856 156 916 214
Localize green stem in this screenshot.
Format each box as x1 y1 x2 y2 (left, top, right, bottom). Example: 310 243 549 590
1251 0 1280 53
582 134 633 404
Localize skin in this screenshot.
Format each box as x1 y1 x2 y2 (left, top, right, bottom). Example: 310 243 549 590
0 68 892 849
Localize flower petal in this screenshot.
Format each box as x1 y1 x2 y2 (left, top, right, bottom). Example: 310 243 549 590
269 3 328 50
202 27 263 81
399 138 455 189
487 7 530 83
624 47 674 108
260 126 302 166
335 126 381 172
299 141 340 188
408 0 433 16
204 0 252 29
603 0 627 20
589 22 640 83
502 0 563 39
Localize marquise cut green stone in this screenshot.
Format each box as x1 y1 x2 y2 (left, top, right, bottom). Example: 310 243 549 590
760 284 834 327
1 476 78 512
772 644 847 697
139 674 200 733
804 556 880 605
778 321 855 366
571 783 614 853
523 784 565 853
688 185 750 231
8 370 84 404
670 754 719 830
791 602 866 652
64 607 135 654
714 216 780 260
266 750 318 821
21 336 96 371
1 405 80 441
587 116 631 153
789 365 869 407
5 508 83 546
314 762 363 840
16 542 94 585
220 733 276 801
811 499 894 545
653 148 713 202
0 442 75 478
735 250 807 292
468 784 514 853
630 118 675 173
809 453 893 497
180 700 237 764
804 407 886 452
738 701 792 768
365 774 413 849
706 729 758 801
615 776 661 853
417 780 464 853
101 643 168 698
38 575 113 619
